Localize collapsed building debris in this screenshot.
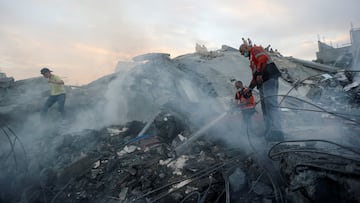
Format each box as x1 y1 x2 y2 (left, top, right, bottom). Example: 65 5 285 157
269 140 360 203
0 110 281 203
282 69 360 120
2 45 360 203
3 108 360 203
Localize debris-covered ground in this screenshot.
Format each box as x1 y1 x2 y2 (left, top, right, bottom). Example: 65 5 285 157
1 46 360 203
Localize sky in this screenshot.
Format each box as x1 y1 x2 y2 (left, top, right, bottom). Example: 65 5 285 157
1 0 360 85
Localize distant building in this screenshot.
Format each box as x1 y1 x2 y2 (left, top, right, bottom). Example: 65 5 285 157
315 27 360 68
315 41 350 64
350 27 360 68
351 27 360 49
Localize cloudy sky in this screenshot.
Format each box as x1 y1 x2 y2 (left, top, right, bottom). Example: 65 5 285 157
1 0 359 85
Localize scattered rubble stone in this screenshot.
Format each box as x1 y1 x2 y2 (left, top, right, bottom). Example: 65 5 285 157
2 47 360 203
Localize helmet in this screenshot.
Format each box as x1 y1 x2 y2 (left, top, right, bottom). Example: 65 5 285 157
40 67 52 74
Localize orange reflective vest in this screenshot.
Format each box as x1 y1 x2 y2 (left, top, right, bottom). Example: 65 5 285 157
249 46 270 73
248 46 280 89
235 88 255 110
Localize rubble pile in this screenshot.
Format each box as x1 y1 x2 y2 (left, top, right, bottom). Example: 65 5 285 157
302 71 359 106
3 114 360 202
287 71 360 126
269 140 360 203
2 110 284 203
2 46 360 203
272 55 360 127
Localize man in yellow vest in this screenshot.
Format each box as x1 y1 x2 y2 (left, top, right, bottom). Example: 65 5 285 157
40 67 66 119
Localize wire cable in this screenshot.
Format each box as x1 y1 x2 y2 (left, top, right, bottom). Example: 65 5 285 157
0 122 29 172
269 149 360 163
259 94 360 126
268 139 360 159
244 113 285 203
1 127 17 174
279 106 360 118
294 162 360 176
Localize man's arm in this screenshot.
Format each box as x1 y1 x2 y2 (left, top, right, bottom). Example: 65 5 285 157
48 76 64 85
254 55 268 85
48 80 64 85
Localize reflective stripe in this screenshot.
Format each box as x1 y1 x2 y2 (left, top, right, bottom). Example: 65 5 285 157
255 52 267 58
255 51 273 64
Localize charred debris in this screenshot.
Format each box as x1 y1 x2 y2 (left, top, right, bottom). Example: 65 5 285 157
1 47 360 203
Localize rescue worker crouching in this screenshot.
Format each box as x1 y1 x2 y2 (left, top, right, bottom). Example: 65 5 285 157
234 81 256 129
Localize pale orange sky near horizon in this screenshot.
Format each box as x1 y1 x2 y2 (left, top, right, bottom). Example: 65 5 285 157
1 0 359 85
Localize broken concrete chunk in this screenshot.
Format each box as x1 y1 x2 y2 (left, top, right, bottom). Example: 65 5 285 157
92 160 101 169
117 145 138 157
159 158 172 166
334 72 349 82
302 79 316 85
119 187 128 201
344 81 360 91
170 179 193 192
178 134 187 142
107 127 128 136
124 145 138 153
166 155 188 175
321 73 333 81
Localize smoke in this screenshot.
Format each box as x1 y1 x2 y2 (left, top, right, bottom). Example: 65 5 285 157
3 47 360 202
63 46 359 154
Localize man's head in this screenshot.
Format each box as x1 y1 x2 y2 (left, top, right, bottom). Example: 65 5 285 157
235 80 244 90
40 67 52 78
239 44 250 57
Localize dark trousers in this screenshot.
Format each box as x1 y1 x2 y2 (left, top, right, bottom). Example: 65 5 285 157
242 108 256 129
42 93 66 118
258 78 282 136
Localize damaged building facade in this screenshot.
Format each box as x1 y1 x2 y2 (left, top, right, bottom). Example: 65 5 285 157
316 27 360 69
1 44 360 203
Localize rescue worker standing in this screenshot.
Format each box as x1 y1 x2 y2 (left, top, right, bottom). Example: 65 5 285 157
239 43 284 141
40 67 66 119
234 81 256 128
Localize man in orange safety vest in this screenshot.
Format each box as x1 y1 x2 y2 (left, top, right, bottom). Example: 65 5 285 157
239 43 284 142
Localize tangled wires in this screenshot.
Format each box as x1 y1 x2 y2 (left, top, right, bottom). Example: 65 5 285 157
0 121 28 175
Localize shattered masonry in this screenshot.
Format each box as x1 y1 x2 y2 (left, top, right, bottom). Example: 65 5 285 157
1 44 360 203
